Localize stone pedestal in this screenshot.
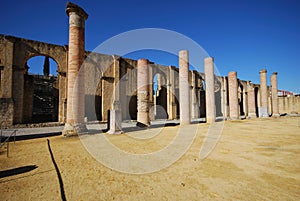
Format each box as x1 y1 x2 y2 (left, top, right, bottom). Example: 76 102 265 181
179 50 191 125
271 72 279 117
137 59 150 127
228 71 239 120
63 2 88 136
204 57 216 123
107 110 123 134
259 69 269 117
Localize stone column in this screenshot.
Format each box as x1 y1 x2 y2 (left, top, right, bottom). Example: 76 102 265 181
107 55 123 134
148 64 155 121
243 91 248 117
204 57 216 123
247 81 257 118
271 72 279 116
179 50 191 125
191 70 199 118
259 69 269 117
137 59 150 127
228 71 239 120
167 66 176 119
221 76 229 119
63 2 88 136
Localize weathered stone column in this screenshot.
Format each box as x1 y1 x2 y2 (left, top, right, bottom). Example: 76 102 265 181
179 50 191 125
222 76 229 119
191 70 199 118
63 2 88 136
247 81 257 118
137 59 150 127
204 57 216 123
271 72 279 116
259 69 269 117
107 55 123 134
228 71 239 120
243 90 248 117
167 66 176 119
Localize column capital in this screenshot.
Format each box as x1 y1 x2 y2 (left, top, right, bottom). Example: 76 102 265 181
260 69 267 74
228 71 237 76
272 72 278 75
66 2 88 20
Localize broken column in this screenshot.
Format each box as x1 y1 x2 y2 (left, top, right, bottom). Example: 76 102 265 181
179 50 191 125
137 59 150 127
228 71 239 120
107 55 123 134
259 69 269 117
63 2 88 136
271 72 279 116
204 57 216 123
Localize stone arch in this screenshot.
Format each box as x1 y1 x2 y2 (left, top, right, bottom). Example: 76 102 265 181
0 35 68 124
23 55 60 123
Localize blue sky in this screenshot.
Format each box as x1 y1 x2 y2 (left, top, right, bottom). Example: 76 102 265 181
2 0 300 93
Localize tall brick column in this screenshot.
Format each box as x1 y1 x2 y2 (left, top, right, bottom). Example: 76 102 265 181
228 71 239 120
179 50 190 125
204 57 216 123
247 81 257 118
137 59 150 127
63 2 88 136
259 69 269 117
271 72 279 116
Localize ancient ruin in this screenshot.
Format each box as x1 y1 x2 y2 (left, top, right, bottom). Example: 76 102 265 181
0 2 299 134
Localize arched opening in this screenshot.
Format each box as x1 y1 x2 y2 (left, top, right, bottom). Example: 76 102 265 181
153 73 168 119
23 55 59 123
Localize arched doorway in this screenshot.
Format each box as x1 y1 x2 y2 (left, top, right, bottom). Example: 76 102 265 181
24 55 59 123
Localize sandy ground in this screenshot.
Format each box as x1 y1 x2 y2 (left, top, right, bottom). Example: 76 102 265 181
1 117 300 201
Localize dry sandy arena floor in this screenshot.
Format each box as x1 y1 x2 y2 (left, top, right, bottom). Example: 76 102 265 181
1 117 300 200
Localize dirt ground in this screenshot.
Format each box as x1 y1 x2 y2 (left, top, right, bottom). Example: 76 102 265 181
1 117 300 201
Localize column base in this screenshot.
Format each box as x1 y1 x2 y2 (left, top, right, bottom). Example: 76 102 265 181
272 113 280 117
205 118 215 124
180 120 191 125
136 122 150 128
62 123 88 137
247 112 257 118
228 117 239 121
259 107 269 118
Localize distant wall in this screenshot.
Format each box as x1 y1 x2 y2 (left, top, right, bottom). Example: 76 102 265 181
278 95 300 114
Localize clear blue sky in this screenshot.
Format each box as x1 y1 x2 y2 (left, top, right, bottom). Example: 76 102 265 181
2 0 300 94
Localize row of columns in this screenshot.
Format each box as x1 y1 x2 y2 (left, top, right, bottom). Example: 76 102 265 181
62 3 280 136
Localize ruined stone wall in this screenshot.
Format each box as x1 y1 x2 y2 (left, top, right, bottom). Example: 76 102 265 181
278 95 300 114
1 33 297 126
0 98 14 127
